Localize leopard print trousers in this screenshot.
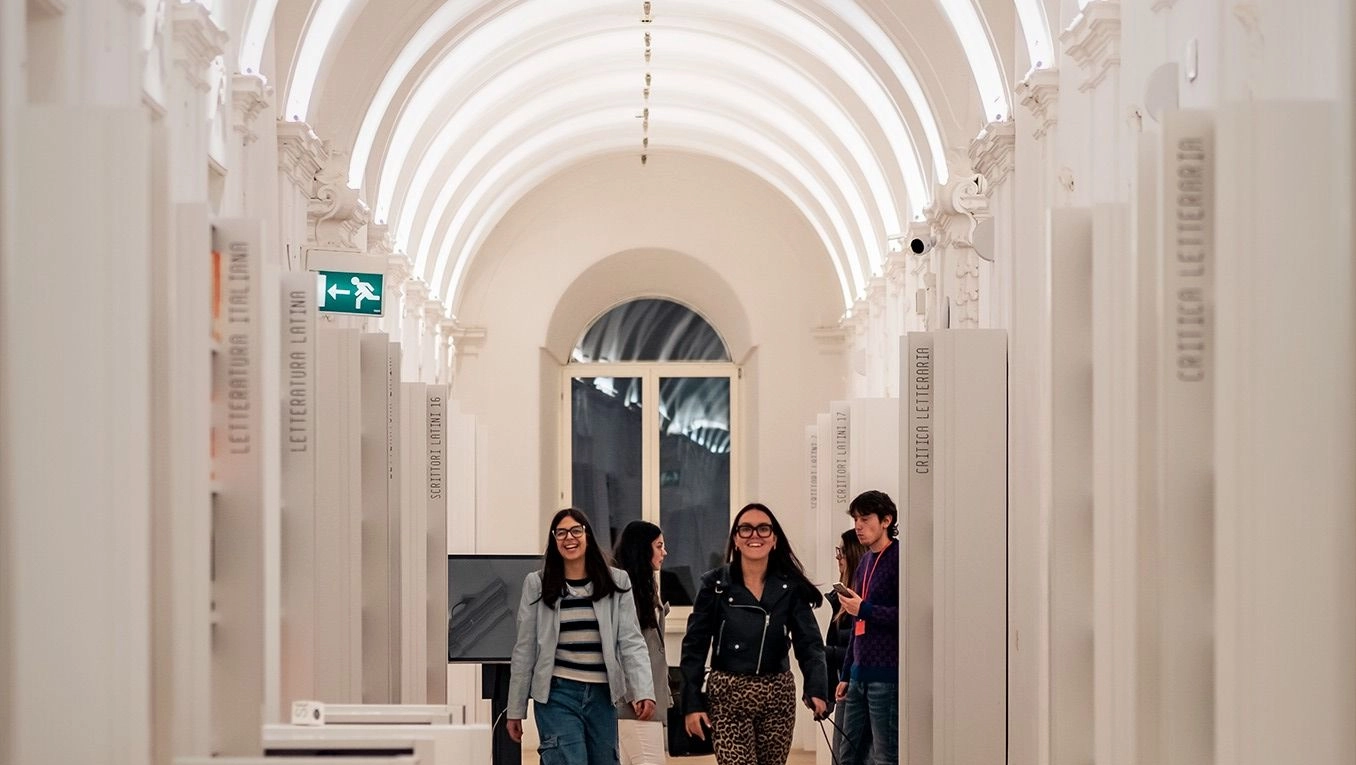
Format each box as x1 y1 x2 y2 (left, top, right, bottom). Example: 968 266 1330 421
706 669 797 765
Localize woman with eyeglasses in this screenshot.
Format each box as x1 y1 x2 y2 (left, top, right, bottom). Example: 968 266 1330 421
679 503 828 765
825 528 870 761
612 520 672 765
507 508 657 765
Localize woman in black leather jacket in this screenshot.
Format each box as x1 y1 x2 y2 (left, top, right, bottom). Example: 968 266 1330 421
679 502 828 765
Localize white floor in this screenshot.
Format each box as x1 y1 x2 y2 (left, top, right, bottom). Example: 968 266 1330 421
521 750 817 765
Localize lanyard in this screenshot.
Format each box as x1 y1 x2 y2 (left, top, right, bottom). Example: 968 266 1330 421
858 539 891 599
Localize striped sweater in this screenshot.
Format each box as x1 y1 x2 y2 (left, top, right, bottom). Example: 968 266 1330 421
552 579 609 684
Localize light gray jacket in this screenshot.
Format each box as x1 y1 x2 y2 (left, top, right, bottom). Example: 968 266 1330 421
507 568 656 719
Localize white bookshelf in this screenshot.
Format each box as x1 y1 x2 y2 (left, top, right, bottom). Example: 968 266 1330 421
315 326 366 702
902 330 1008 765
425 385 450 704
209 218 273 755
361 334 404 702
401 381 430 703
279 271 319 712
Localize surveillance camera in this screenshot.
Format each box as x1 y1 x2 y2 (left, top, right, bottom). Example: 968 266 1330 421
909 237 935 255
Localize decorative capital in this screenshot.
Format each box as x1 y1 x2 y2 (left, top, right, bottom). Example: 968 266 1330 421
1016 67 1060 139
810 326 849 355
969 120 1016 186
402 279 429 319
386 251 413 287
423 298 447 327
1061 0 1121 92
231 73 272 144
308 150 369 250
865 276 887 317
885 236 910 288
277 120 328 192
367 223 395 260
171 2 227 92
449 324 487 357
926 174 991 251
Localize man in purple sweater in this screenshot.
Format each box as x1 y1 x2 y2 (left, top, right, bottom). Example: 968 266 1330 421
834 490 899 765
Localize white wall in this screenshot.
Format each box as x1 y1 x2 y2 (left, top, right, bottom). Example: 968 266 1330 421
451 150 847 553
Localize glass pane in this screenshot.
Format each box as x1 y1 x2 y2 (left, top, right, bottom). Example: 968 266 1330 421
573 299 730 363
571 377 643 551
657 376 731 606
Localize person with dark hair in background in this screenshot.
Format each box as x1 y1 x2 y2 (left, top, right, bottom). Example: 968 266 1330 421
612 520 672 765
834 490 900 765
507 508 657 765
679 502 829 765
825 528 870 761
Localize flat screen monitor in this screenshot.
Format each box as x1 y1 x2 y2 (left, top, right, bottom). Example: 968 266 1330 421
447 554 542 663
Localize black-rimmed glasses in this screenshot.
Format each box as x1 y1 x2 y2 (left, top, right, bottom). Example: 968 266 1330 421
553 526 586 540
734 523 774 539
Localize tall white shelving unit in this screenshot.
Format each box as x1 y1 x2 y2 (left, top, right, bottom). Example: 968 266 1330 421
902 330 1007 765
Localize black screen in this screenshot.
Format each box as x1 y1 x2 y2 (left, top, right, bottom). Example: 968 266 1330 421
447 554 542 662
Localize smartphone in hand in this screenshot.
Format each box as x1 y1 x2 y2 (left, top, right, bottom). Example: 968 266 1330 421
832 582 856 597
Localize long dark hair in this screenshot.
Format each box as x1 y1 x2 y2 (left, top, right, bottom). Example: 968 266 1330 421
725 502 823 608
613 520 663 630
539 507 624 608
834 528 868 625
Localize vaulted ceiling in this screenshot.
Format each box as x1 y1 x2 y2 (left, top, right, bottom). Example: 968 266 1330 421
238 0 1058 311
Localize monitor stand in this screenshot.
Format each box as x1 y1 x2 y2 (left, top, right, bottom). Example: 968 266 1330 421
482 663 521 765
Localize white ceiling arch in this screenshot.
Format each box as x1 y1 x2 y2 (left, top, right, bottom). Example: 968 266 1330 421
402 72 886 295
241 0 1050 315
391 36 904 270
361 0 936 224
333 0 952 196
422 108 867 310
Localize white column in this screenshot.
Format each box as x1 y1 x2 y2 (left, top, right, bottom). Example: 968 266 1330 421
382 249 413 337
925 173 992 331
277 120 328 273
438 318 459 386
968 121 1016 330
424 300 447 383
224 73 272 218
401 278 429 381
864 277 887 395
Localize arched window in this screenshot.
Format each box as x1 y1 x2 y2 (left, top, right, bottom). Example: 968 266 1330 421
572 298 730 363
564 299 737 606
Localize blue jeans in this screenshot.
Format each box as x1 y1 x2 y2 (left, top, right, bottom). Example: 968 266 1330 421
838 680 898 765
533 677 618 765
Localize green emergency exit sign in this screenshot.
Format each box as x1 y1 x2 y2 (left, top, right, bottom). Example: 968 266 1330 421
316 270 385 316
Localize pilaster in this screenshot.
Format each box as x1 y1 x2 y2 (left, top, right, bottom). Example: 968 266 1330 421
400 279 429 380
437 318 459 386
309 152 369 251
231 73 271 145
402 279 429 319
171 2 227 93
1062 1 1122 93
449 324 487 359
422 299 447 382
277 121 328 195
1017 68 1060 141
810 326 849 356
969 121 1017 187
926 175 991 329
